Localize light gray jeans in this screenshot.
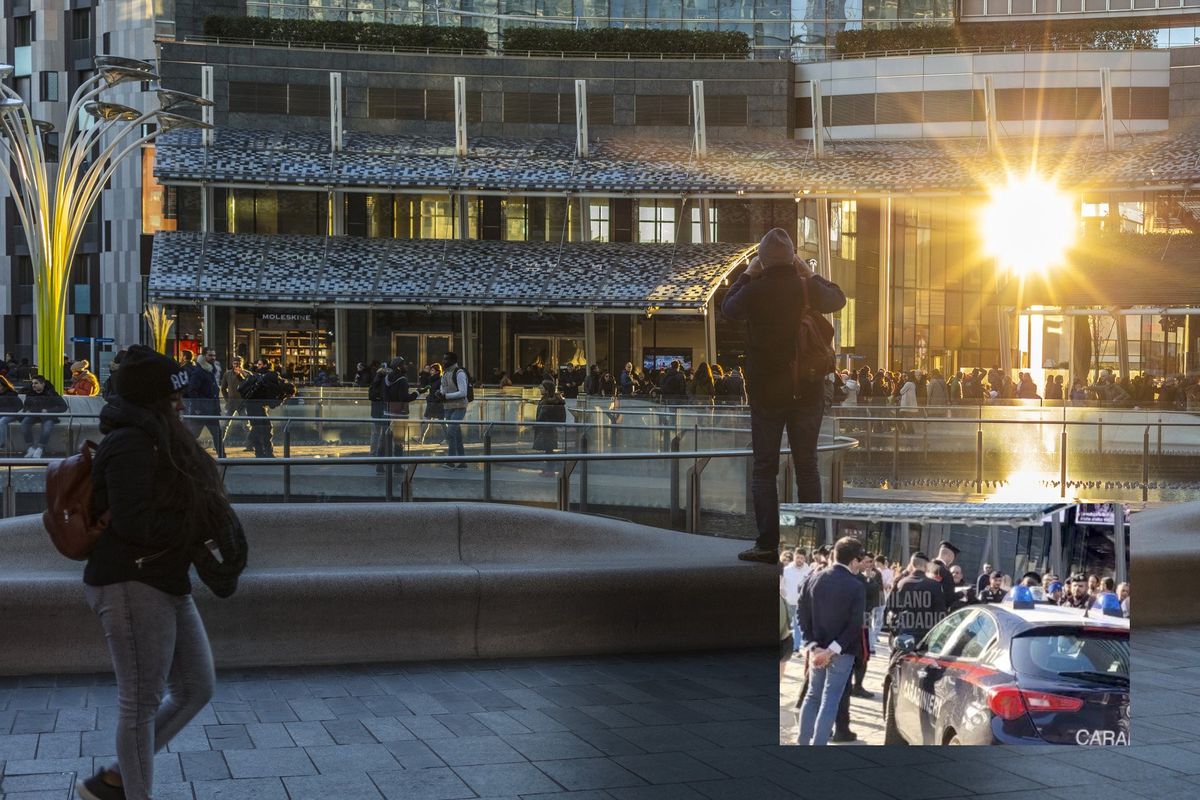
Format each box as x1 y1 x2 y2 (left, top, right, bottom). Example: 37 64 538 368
85 581 215 800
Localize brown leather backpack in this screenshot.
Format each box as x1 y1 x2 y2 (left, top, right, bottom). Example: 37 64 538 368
789 277 837 397
43 440 111 560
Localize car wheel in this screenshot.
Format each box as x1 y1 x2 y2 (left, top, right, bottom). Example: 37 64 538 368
883 687 907 746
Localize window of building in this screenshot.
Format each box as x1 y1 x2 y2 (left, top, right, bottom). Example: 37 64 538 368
503 92 560 124
638 200 677 243
503 198 528 241
288 84 331 117
14 16 33 47
40 71 58 102
228 82 288 115
425 89 483 123
72 9 91 41
588 200 609 242
690 204 717 242
635 95 690 127
420 195 455 239
367 88 424 120
15 256 34 286
707 95 747 127
557 93 615 126
832 200 857 260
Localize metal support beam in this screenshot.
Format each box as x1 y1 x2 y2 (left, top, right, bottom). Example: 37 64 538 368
453 76 468 158
574 79 589 159
699 198 712 244
583 311 596 371
878 196 892 369
329 189 344 236
201 66 214 147
1113 504 1127 586
456 193 469 240
1112 309 1130 381
1100 67 1116 152
998 305 1012 376
329 72 344 153
988 525 1000 572
691 80 707 159
704 306 717 367
983 74 999 153
1050 515 1064 578
201 183 213 232
334 308 348 381
810 79 825 158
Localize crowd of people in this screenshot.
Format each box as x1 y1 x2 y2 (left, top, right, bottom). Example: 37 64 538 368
780 538 1130 745
826 364 1200 410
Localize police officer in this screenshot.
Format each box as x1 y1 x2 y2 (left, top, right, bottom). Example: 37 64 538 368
1062 575 1091 609
887 552 947 643
930 540 960 612
978 571 1007 603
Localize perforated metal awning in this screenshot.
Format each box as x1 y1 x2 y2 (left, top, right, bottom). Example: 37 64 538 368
147 231 754 314
779 503 1070 528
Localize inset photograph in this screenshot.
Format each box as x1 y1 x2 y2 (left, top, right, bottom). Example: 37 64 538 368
779 502 1130 746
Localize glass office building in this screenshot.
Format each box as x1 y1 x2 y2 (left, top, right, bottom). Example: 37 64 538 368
245 0 956 58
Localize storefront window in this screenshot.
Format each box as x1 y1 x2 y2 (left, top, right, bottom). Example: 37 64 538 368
223 189 327 236
690 204 717 243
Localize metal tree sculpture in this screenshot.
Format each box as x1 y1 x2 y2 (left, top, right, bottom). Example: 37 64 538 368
143 303 175 354
0 56 211 374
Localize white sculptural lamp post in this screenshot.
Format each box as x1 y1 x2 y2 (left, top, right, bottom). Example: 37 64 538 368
0 56 212 374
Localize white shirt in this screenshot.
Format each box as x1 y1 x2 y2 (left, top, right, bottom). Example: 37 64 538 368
880 566 894 591
899 381 917 408
781 562 811 605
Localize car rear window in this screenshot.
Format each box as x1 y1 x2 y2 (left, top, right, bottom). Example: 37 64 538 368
1011 627 1129 682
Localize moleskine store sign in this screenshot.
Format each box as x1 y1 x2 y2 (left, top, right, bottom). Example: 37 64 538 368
257 310 316 328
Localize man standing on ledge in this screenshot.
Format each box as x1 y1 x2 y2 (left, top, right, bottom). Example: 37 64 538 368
721 228 846 563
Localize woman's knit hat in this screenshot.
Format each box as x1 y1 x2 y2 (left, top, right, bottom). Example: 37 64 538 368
116 345 189 406
758 227 796 269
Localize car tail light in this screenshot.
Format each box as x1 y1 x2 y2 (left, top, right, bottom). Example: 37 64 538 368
987 686 1085 720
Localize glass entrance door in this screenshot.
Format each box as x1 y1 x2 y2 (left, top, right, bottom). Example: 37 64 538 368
392 333 454 370
515 335 587 376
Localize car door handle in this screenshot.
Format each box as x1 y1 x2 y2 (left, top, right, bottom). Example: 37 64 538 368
917 665 944 679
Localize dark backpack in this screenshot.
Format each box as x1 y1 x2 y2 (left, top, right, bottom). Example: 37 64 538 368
191 506 248 599
42 440 111 560
789 277 837 397
237 373 264 400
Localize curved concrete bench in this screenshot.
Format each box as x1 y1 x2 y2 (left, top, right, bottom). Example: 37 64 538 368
0 503 773 675
1130 501 1200 626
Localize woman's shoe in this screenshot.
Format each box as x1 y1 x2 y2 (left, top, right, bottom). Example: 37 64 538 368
77 769 126 800
31 446 43 459
23 446 34 458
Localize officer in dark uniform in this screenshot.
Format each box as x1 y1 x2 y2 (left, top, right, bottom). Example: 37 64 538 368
1062 575 1091 609
930 540 960 612
978 571 1007 603
887 552 948 643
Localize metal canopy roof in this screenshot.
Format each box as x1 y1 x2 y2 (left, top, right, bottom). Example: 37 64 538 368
779 503 1071 527
147 231 754 313
152 126 1200 197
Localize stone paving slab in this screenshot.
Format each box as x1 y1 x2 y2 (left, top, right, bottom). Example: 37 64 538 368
1 631 1197 799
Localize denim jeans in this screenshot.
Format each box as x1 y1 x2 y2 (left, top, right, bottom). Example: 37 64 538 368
797 652 855 746
786 603 800 651
444 407 467 458
0 414 18 448
84 581 215 800
869 606 884 651
21 417 55 448
749 402 823 550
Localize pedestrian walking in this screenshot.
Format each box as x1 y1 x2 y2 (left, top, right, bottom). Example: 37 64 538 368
78 344 240 800
183 348 225 459
220 356 251 450
533 379 567 476
374 357 421 474
438 351 471 468
721 228 846 563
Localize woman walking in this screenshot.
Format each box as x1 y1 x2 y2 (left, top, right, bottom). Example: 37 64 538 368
79 345 236 800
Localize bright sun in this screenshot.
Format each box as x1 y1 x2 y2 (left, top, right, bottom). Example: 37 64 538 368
980 173 1077 276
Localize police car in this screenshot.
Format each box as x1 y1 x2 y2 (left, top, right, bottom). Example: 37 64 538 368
882 587 1129 746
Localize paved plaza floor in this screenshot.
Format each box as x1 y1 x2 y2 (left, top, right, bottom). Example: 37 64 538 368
3 630 1200 800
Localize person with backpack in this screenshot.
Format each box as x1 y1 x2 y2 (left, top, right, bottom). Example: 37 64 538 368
239 359 293 458
19 374 69 458
373 357 422 474
77 344 241 800
436 351 471 469
533 379 567 476
720 228 846 564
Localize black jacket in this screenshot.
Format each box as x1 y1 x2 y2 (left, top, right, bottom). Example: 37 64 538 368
658 370 687 400
722 266 846 409
376 374 419 419
931 560 958 611
887 572 948 641
533 395 567 452
84 400 194 596
796 563 866 658
0 388 22 413
22 383 68 416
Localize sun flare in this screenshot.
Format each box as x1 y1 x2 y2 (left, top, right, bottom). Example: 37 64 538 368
980 173 1077 276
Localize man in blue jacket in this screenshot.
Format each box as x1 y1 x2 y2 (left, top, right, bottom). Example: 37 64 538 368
795 536 868 746
721 228 846 563
184 347 225 458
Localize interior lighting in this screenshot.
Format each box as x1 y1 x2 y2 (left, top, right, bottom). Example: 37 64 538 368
981 173 1076 276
